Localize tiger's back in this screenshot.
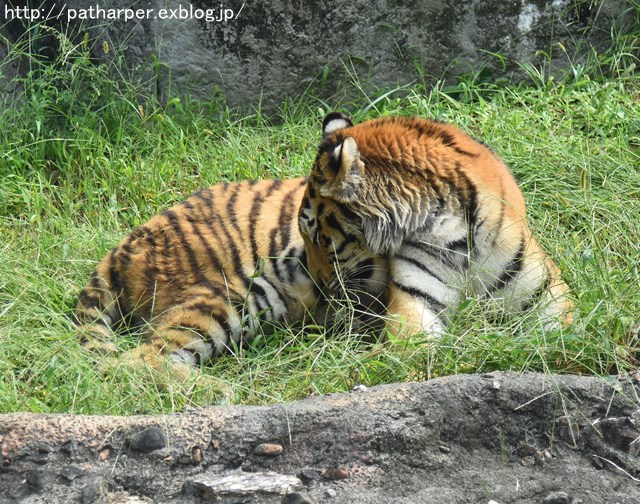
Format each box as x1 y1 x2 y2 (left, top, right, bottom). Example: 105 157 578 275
75 178 322 369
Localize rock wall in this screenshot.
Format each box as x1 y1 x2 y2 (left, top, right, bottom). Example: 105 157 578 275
0 1 634 111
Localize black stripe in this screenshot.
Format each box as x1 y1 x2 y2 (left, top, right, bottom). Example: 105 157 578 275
217 212 252 284
248 191 265 264
446 236 471 269
89 271 102 289
78 289 101 310
226 184 242 234
277 186 300 252
183 302 235 340
186 215 225 274
325 213 348 238
395 254 446 284
446 237 468 253
107 249 124 300
194 190 251 289
454 167 478 262
333 233 357 255
334 201 359 221
265 179 283 198
492 237 526 291
439 130 476 157
136 226 159 293
405 240 462 272
521 272 552 311
348 257 375 281
392 280 447 313
164 210 205 282
250 275 284 316
279 246 306 284
251 279 281 318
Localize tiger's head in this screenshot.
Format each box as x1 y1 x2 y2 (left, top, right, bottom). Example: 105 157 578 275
298 113 388 302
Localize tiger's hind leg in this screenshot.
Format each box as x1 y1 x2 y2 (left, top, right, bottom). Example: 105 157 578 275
490 235 573 331
119 288 247 374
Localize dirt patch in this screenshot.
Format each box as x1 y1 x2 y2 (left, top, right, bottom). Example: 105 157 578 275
2 372 640 503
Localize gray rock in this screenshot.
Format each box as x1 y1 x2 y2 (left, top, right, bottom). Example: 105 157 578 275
543 491 571 504
1 1 634 112
80 477 108 504
298 468 322 483
60 464 85 481
126 426 166 453
185 471 303 497
24 468 46 489
282 492 318 504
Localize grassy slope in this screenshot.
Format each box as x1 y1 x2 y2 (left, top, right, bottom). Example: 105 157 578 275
0 35 638 415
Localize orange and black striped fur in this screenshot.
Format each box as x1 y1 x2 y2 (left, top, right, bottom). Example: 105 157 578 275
75 178 388 371
298 113 573 337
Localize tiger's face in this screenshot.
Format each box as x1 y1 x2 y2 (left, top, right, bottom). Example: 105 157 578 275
298 181 387 299
298 112 387 300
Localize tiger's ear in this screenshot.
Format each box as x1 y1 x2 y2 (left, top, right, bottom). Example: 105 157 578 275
319 136 364 202
322 112 353 139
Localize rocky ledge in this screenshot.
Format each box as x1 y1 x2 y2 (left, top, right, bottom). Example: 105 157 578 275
2 372 640 503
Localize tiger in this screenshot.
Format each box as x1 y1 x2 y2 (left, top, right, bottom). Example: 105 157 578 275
297 113 574 338
74 178 388 374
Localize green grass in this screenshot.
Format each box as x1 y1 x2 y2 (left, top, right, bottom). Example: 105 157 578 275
0 23 639 415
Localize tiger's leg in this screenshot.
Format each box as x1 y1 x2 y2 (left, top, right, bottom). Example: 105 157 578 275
384 242 464 338
120 289 247 373
490 234 573 330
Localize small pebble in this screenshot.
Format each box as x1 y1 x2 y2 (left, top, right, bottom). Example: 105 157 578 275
60 439 75 455
591 455 605 470
98 447 111 461
520 456 535 467
37 444 52 454
282 492 317 504
191 445 203 464
254 443 284 456
25 469 44 489
126 427 166 453
324 488 338 498
438 445 451 454
298 468 322 482
80 477 108 504
60 465 85 481
543 491 571 504
515 444 536 457
324 466 349 480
